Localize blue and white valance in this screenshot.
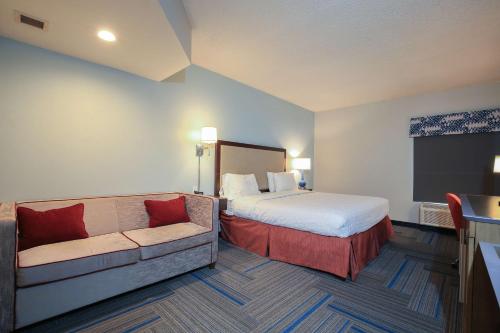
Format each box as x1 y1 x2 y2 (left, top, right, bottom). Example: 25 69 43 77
409 108 500 138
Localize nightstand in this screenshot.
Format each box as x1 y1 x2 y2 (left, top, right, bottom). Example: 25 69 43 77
217 197 228 211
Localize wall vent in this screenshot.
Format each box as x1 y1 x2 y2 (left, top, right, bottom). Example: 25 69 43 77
419 202 454 229
16 12 47 30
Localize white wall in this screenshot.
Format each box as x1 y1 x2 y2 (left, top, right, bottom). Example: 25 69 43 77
314 82 500 223
0 37 314 201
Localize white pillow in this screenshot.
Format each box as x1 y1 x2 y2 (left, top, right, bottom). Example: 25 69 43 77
274 172 297 192
267 172 276 192
221 173 260 200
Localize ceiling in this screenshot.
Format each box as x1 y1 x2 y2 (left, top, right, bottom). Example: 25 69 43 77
1 1 500 111
184 0 500 111
0 0 190 81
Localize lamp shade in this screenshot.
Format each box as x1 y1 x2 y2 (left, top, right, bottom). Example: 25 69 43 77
201 127 217 144
494 155 500 173
292 158 311 170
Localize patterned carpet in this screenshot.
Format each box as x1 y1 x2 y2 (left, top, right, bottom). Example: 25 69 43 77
20 224 460 333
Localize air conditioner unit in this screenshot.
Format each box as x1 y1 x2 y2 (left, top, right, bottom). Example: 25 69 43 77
419 202 454 229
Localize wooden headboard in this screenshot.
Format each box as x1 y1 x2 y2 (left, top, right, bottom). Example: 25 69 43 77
214 140 286 195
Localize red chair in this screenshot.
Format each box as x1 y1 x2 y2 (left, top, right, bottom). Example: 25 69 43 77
446 193 465 268
446 193 465 240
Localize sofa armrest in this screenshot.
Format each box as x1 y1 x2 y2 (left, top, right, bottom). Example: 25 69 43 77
0 202 16 332
183 194 219 232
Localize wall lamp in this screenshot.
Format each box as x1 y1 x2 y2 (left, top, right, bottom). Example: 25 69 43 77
195 127 218 194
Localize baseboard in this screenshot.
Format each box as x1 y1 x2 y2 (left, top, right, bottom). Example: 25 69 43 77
391 220 456 235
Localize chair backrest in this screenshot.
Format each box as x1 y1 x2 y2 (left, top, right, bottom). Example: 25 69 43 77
446 193 464 240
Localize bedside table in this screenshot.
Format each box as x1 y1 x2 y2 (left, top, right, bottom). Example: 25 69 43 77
218 197 228 211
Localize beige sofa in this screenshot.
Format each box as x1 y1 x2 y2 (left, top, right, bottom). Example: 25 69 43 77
0 192 219 331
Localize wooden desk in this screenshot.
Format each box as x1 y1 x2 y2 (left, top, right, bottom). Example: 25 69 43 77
461 195 500 225
472 242 500 333
459 194 500 333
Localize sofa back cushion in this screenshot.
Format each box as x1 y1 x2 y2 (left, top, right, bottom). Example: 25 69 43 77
18 197 120 237
115 193 179 231
17 193 182 237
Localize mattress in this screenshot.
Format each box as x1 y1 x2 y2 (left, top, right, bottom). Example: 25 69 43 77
229 190 389 237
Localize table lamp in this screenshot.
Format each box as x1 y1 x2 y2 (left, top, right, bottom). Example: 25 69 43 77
292 158 311 190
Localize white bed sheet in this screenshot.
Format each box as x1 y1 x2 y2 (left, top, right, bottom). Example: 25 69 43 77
230 190 389 237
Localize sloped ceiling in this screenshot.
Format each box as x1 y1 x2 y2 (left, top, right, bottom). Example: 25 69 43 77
1 1 500 112
0 0 191 81
184 0 500 111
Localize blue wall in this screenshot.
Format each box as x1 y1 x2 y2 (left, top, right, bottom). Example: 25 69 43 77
0 37 314 201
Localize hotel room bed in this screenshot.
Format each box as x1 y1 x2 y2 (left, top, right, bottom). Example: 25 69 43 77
229 190 389 237
220 191 393 280
215 140 394 280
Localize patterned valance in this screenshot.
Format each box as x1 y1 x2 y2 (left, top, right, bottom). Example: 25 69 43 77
409 108 500 138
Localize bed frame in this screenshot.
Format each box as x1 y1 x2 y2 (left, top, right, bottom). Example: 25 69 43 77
215 140 393 280
214 140 286 195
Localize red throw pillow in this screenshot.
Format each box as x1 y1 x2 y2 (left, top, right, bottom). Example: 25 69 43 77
17 203 89 251
144 196 190 228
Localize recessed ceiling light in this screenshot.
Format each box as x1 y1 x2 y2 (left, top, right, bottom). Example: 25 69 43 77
97 30 116 42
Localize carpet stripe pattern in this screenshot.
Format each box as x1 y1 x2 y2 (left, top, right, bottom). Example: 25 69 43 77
20 225 459 333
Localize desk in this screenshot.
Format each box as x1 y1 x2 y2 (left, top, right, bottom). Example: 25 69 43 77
459 194 500 333
471 242 500 333
478 242 500 306
461 194 500 224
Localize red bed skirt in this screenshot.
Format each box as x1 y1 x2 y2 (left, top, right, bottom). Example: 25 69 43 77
220 214 394 280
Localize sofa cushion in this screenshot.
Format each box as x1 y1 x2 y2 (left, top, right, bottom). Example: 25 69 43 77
144 196 190 228
17 203 88 251
123 222 213 260
17 233 139 287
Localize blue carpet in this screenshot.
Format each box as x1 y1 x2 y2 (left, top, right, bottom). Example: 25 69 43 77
19 225 459 333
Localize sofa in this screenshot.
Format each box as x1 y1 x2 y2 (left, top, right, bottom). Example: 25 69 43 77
0 192 219 331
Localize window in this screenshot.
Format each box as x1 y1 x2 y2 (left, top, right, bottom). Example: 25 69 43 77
413 132 500 203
